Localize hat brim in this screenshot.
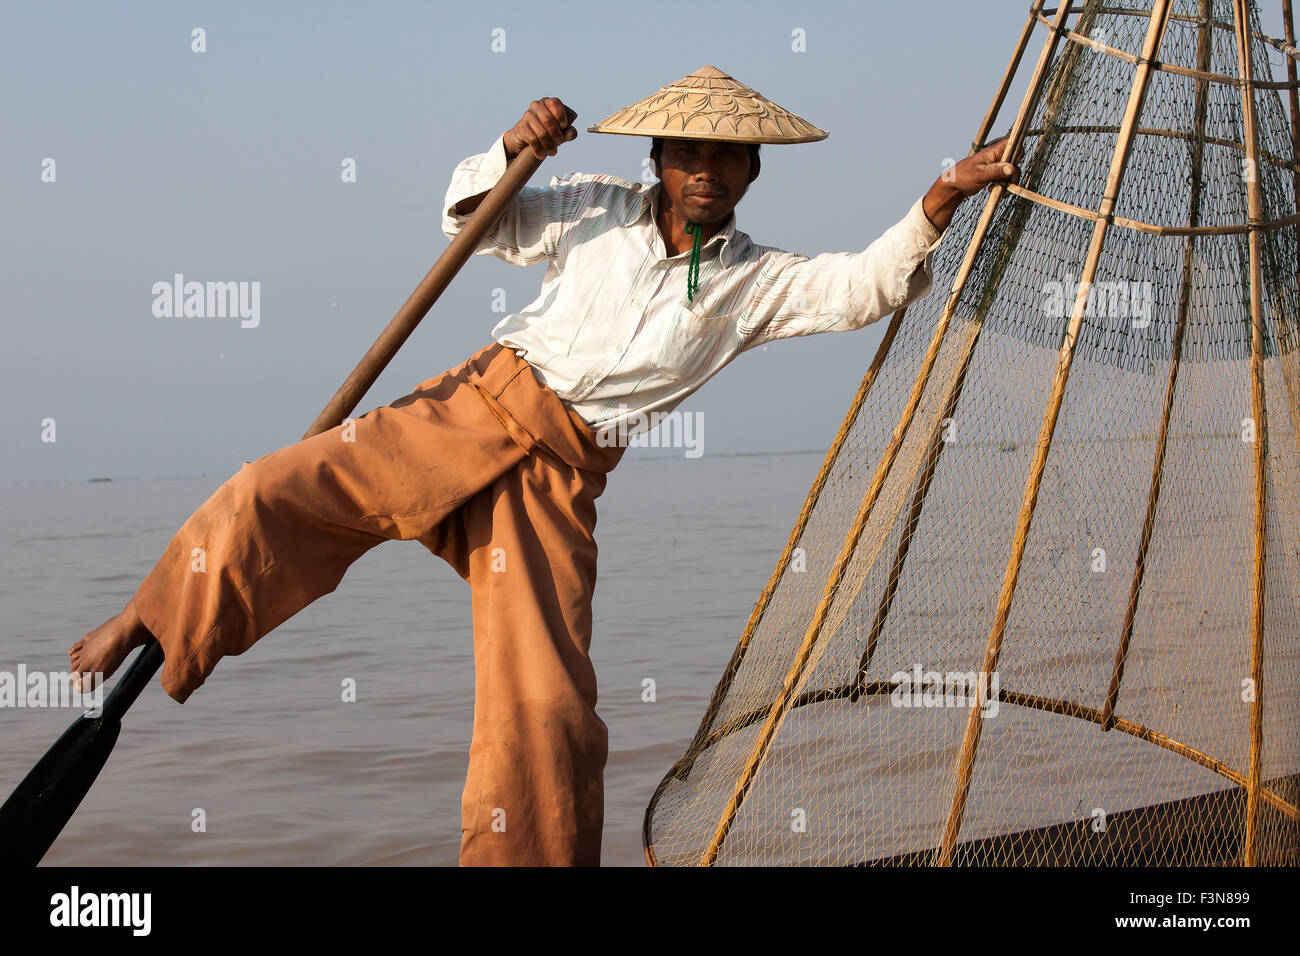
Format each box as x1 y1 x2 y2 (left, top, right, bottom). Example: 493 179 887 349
585 125 828 144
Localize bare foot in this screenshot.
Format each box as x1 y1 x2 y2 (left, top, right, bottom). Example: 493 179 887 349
69 598 152 691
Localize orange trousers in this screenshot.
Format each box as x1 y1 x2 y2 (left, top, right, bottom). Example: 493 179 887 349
131 342 625 866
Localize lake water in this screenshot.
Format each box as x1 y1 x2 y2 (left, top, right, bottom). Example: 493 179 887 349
0 450 825 866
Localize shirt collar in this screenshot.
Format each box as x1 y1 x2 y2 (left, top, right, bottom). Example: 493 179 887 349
640 181 739 268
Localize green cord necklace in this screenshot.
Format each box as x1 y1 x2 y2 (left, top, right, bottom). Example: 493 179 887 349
685 220 703 302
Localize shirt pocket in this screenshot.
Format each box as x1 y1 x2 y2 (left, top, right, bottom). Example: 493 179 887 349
650 302 732 385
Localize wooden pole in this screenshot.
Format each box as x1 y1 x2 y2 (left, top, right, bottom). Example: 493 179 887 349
302 149 544 439
1102 0 1215 731
1231 0 1269 869
936 0 1176 867
0 140 548 867
697 0 1079 867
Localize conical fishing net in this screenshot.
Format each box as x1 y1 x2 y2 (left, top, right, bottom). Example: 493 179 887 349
645 0 1300 866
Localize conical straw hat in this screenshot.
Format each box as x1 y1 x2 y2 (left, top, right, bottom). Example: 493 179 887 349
585 65 828 144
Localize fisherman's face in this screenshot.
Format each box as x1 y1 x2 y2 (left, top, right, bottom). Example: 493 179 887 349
655 138 759 225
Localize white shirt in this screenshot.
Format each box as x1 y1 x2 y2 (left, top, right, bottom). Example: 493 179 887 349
442 132 946 433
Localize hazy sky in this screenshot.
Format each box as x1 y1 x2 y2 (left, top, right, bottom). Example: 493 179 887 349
3 0 1290 482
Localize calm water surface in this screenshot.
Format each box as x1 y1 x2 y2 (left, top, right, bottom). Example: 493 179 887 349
0 450 824 866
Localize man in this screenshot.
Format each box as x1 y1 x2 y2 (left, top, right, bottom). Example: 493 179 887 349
68 66 1019 866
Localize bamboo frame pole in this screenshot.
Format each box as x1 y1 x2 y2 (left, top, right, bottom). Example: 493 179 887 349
849 326 978 697
655 304 907 793
1286 0 1300 243
936 0 1176 867
648 0 1061 866
696 0 1079 867
976 0 1051 154
1004 180 1300 233
1284 0 1300 92
811 0 1108 703
1275 0 1300 477
1021 123 1300 175
1231 0 1269 869
1256 23 1300 59
809 0 1106 688
1040 11 1300 90
678 677 1300 825
1089 1 1300 66
657 1 1054 791
1102 0 1215 732
1239 0 1300 530
850 1 1106 693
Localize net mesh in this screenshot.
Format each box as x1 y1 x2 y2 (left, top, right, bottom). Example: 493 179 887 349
644 0 1300 866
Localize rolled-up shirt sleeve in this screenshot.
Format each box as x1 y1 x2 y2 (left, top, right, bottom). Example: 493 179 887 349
442 133 592 267
737 196 946 343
